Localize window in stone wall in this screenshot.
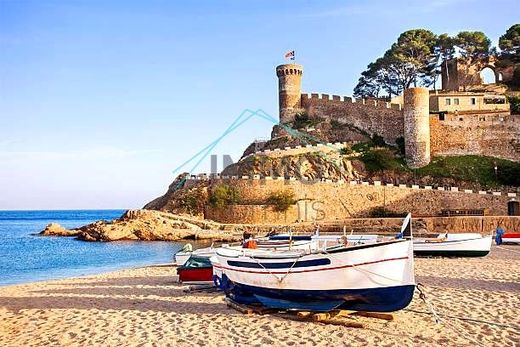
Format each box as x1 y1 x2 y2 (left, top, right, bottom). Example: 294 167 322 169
445 98 451 105
479 116 486 121
459 117 464 121
454 98 459 105
439 113 445 121
471 98 476 105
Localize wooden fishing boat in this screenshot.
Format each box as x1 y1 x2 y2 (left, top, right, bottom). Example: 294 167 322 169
413 233 492 257
502 233 520 244
177 255 214 283
211 215 415 312
176 233 378 266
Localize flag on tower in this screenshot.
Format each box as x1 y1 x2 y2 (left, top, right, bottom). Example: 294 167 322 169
284 50 295 60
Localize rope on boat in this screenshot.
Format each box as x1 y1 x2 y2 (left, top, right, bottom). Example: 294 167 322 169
248 252 306 283
416 283 441 324
414 283 518 347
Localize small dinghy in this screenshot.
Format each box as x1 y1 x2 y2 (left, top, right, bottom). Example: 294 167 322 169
177 255 214 283
175 244 216 266
502 233 520 244
211 214 415 312
413 233 492 257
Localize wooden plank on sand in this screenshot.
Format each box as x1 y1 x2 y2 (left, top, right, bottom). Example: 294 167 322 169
354 311 394 321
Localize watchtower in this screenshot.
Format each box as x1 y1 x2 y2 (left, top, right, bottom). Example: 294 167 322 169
404 87 431 168
276 64 303 123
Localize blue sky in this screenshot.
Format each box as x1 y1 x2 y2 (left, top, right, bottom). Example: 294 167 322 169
0 0 518 209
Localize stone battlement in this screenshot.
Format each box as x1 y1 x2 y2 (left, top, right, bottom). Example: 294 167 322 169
185 173 518 198
301 93 402 111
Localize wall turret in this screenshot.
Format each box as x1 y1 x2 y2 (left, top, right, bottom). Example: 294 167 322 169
404 87 431 168
276 64 303 123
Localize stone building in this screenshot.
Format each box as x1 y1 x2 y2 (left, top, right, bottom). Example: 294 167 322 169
441 56 516 91
275 63 520 167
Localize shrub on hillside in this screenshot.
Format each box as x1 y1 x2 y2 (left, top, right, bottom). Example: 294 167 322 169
266 190 296 212
369 207 407 218
180 188 206 215
340 145 353 155
497 162 520 186
209 184 241 208
507 95 520 115
360 148 402 172
371 134 386 147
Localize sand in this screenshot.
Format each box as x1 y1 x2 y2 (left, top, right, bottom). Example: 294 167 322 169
0 245 519 347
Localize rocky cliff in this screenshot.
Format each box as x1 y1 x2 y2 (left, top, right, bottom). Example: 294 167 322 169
40 209 242 242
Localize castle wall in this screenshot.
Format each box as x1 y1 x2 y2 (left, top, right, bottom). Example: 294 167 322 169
404 88 430 168
430 114 520 161
300 94 404 144
204 179 513 224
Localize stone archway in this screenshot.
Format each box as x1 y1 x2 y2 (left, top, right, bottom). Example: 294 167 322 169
480 66 496 84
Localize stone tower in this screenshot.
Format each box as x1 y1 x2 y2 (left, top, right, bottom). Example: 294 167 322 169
403 87 431 168
276 64 303 123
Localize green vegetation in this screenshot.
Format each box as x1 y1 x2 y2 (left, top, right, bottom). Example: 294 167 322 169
371 134 386 147
507 95 520 114
354 28 494 97
180 188 206 215
209 184 241 208
293 111 323 129
416 156 520 187
266 190 296 212
369 207 407 218
360 147 406 173
499 24 520 60
339 145 353 155
351 142 375 153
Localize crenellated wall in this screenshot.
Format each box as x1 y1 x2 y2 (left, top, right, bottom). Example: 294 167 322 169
300 93 404 144
200 177 516 224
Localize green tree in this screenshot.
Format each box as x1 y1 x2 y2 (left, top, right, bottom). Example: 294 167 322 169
354 29 437 96
389 29 438 87
427 34 457 90
455 31 491 60
499 24 520 55
454 31 491 89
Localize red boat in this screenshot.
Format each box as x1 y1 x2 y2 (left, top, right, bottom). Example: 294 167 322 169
177 255 214 283
502 233 520 244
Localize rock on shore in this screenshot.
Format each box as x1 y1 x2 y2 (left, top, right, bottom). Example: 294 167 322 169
40 209 242 242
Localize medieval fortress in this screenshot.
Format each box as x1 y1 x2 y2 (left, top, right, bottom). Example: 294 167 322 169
172 62 520 225
276 63 520 167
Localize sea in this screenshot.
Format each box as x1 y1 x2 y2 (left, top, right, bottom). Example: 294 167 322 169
0 210 189 286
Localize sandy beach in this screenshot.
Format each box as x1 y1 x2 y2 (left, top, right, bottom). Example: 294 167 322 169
0 245 518 347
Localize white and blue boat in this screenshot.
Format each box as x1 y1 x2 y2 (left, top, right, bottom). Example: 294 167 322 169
212 214 415 312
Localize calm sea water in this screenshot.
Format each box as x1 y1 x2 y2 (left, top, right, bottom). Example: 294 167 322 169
0 210 186 286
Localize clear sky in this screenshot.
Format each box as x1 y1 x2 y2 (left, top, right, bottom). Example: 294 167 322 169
1 0 518 210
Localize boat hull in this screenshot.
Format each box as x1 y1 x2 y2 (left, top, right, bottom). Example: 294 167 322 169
413 250 490 257
221 277 415 312
177 267 214 282
413 235 492 257
214 239 415 312
502 233 520 244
